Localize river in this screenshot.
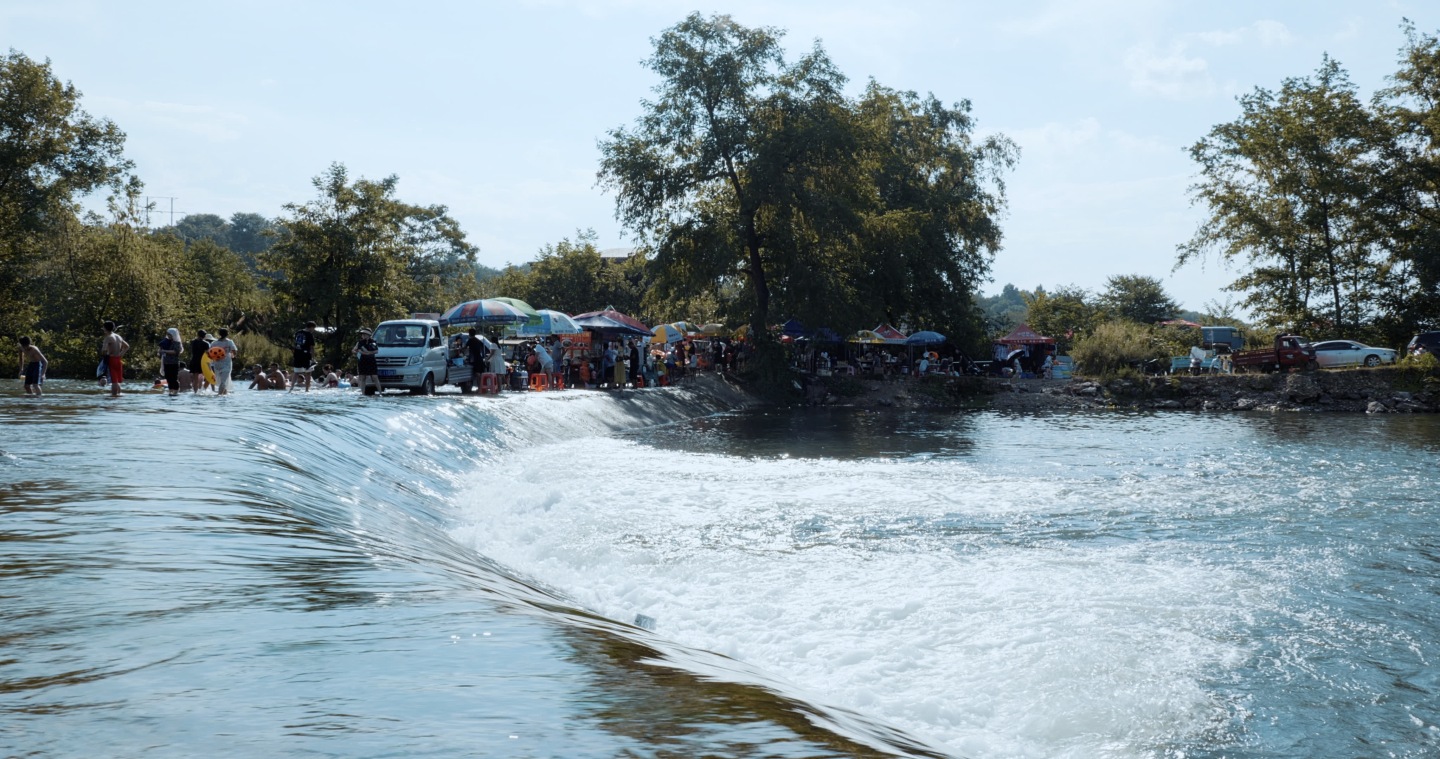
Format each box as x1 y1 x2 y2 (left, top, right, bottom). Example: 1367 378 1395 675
2 378 1437 758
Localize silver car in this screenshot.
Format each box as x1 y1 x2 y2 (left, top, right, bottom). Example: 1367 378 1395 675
1309 340 1397 368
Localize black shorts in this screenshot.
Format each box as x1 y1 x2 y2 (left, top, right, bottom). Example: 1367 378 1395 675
163 363 179 386
23 362 41 384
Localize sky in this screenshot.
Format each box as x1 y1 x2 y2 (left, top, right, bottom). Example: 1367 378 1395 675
5 0 1436 313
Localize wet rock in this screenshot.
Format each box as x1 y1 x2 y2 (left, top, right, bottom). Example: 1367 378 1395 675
1235 397 1259 411
1366 401 1388 414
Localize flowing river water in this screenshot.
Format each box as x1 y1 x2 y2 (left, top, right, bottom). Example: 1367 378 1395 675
2 378 1437 758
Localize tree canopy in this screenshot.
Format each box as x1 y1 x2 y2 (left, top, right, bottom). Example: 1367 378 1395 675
261 163 478 358
0 50 132 337
1180 27 1440 343
599 13 1014 358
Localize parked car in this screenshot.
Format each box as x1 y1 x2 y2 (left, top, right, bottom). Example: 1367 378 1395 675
1309 340 1397 368
1407 330 1440 357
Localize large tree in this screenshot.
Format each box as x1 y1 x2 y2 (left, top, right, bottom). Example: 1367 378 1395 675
1096 274 1181 324
1371 21 1440 336
599 14 1012 360
1178 57 1379 333
0 50 132 336
262 163 477 357
599 13 846 349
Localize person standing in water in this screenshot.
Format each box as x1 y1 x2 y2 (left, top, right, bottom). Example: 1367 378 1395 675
290 321 317 392
188 329 211 393
159 328 183 396
101 320 130 397
209 328 237 396
353 328 380 395
18 336 46 396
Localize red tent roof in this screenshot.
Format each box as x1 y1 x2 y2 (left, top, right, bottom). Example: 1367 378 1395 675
998 323 1055 344
872 323 907 341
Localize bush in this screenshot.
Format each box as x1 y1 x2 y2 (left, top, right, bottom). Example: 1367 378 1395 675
1070 320 1167 378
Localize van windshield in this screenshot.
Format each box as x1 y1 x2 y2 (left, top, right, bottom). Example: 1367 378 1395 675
374 324 427 348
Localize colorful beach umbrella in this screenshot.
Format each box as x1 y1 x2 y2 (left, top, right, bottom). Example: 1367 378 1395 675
439 299 530 326
651 323 685 344
700 323 727 336
671 321 702 335
489 297 541 320
510 309 584 336
573 308 650 336
850 330 888 344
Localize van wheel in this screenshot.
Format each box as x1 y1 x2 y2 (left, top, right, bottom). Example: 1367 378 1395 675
411 374 435 395
459 381 473 394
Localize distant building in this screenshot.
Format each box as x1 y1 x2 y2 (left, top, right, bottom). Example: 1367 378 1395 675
600 247 640 264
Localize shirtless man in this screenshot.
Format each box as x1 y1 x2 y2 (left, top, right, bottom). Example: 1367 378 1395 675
248 364 273 390
18 336 46 396
101 321 130 397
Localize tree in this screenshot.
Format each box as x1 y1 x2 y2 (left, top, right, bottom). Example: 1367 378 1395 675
262 163 477 358
170 213 229 246
1023 285 1101 353
1371 20 1440 337
600 14 1013 363
0 50 132 336
599 13 845 350
1179 56 1380 333
484 231 649 319
1096 274 1180 324
848 83 1015 348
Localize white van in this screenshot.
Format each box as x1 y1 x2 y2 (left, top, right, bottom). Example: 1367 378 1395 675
372 318 476 394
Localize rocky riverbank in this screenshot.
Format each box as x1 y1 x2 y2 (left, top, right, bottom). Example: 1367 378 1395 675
804 367 1440 413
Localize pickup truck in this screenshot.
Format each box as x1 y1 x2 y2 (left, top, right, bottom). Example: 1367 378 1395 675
1231 334 1316 373
371 318 478 394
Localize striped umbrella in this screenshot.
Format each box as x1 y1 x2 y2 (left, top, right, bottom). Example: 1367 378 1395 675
439 299 530 326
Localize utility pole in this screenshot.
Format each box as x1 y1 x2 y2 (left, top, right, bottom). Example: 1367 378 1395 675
144 196 177 228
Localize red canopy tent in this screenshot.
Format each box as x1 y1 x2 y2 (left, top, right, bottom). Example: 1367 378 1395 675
998 324 1056 346
872 323 908 343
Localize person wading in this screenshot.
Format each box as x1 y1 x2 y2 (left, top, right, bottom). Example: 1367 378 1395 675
101 321 130 398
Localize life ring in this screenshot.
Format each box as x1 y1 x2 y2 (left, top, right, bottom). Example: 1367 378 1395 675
200 351 217 386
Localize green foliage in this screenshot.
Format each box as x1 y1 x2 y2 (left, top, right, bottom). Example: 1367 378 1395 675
976 283 1030 333
1181 28 1440 342
0 50 132 338
162 211 278 271
599 13 1013 381
1096 274 1180 324
485 231 650 320
261 163 478 359
1069 319 1168 378
1022 285 1101 353
1181 56 1378 333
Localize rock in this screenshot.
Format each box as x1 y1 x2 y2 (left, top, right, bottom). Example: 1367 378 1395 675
1366 401 1388 414
1156 399 1183 409
1284 373 1322 403
1235 398 1259 411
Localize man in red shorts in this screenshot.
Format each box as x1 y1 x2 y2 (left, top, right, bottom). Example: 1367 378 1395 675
101 320 130 397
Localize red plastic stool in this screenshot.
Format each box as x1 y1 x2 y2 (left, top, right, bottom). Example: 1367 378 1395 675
478 373 500 394
529 373 550 391
551 373 565 390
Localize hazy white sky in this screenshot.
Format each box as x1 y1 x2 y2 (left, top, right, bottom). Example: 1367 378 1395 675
5 1 1433 311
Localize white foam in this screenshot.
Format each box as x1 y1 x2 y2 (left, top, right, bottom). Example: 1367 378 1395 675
450 433 1264 757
